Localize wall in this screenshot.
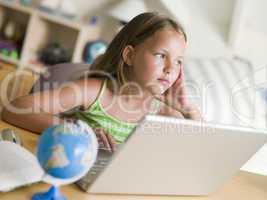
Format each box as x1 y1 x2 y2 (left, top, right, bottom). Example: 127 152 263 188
231 0 267 68
73 0 235 58
71 0 267 66
75 0 173 44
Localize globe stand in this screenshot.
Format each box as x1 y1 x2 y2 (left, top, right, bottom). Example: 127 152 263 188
32 120 98 200
32 186 66 200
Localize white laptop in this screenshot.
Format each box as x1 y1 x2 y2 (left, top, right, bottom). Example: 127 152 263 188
77 115 267 196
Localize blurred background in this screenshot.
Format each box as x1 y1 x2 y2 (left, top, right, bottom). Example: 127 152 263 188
61 0 267 66
0 0 267 128
1 0 267 181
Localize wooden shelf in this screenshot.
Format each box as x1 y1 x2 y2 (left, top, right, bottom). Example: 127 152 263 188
0 0 33 14
0 0 90 30
37 11 86 30
22 62 47 74
0 0 100 99
0 0 100 66
0 54 19 65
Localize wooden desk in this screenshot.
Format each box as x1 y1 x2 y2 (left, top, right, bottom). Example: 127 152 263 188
1 120 267 200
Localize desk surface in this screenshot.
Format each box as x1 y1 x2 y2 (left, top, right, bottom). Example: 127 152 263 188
0 120 267 200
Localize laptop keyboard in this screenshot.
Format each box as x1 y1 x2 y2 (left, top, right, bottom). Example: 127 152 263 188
79 148 113 185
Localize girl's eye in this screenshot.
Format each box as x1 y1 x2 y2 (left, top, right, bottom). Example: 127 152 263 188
155 53 165 59
175 60 183 66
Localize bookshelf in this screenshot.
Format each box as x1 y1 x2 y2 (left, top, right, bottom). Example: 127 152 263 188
0 0 100 100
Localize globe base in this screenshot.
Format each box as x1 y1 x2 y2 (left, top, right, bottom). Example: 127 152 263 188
32 186 66 200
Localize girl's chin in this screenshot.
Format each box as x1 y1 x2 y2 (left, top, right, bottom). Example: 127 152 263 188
148 84 166 95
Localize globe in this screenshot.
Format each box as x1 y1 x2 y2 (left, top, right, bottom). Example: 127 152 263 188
83 40 107 64
32 120 98 200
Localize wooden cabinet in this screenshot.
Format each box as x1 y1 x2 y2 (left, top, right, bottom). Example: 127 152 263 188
0 0 100 100
0 62 16 113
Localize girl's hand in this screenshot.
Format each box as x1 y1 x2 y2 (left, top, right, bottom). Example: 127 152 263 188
94 127 117 152
155 66 202 120
61 118 118 152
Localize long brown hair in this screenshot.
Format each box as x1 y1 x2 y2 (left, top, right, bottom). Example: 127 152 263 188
90 12 187 87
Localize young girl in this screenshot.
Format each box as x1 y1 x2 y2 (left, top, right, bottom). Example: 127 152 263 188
2 12 201 152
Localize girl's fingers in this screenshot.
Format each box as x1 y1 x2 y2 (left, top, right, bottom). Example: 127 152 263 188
96 129 112 151
106 133 117 152
94 128 118 152
173 65 184 89
154 65 189 111
177 85 187 107
175 66 188 107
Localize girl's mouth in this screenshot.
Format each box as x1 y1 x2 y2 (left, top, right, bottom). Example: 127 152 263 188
157 78 170 86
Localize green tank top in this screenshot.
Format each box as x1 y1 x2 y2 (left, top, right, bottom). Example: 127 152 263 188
75 79 161 143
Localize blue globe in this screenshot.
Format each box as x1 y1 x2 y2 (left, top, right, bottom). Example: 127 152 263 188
37 120 98 181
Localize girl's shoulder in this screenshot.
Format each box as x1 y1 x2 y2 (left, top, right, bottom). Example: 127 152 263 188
73 78 106 107
74 77 103 93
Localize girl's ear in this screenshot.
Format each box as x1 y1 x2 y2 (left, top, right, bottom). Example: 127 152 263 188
122 45 135 66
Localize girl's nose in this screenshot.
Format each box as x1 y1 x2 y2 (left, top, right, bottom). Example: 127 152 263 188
163 60 173 74
164 68 171 74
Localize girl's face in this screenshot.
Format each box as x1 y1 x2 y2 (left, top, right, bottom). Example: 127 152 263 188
127 28 186 95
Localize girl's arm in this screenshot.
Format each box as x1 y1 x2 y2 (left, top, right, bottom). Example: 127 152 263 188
1 78 103 133
155 65 203 121
157 102 202 120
